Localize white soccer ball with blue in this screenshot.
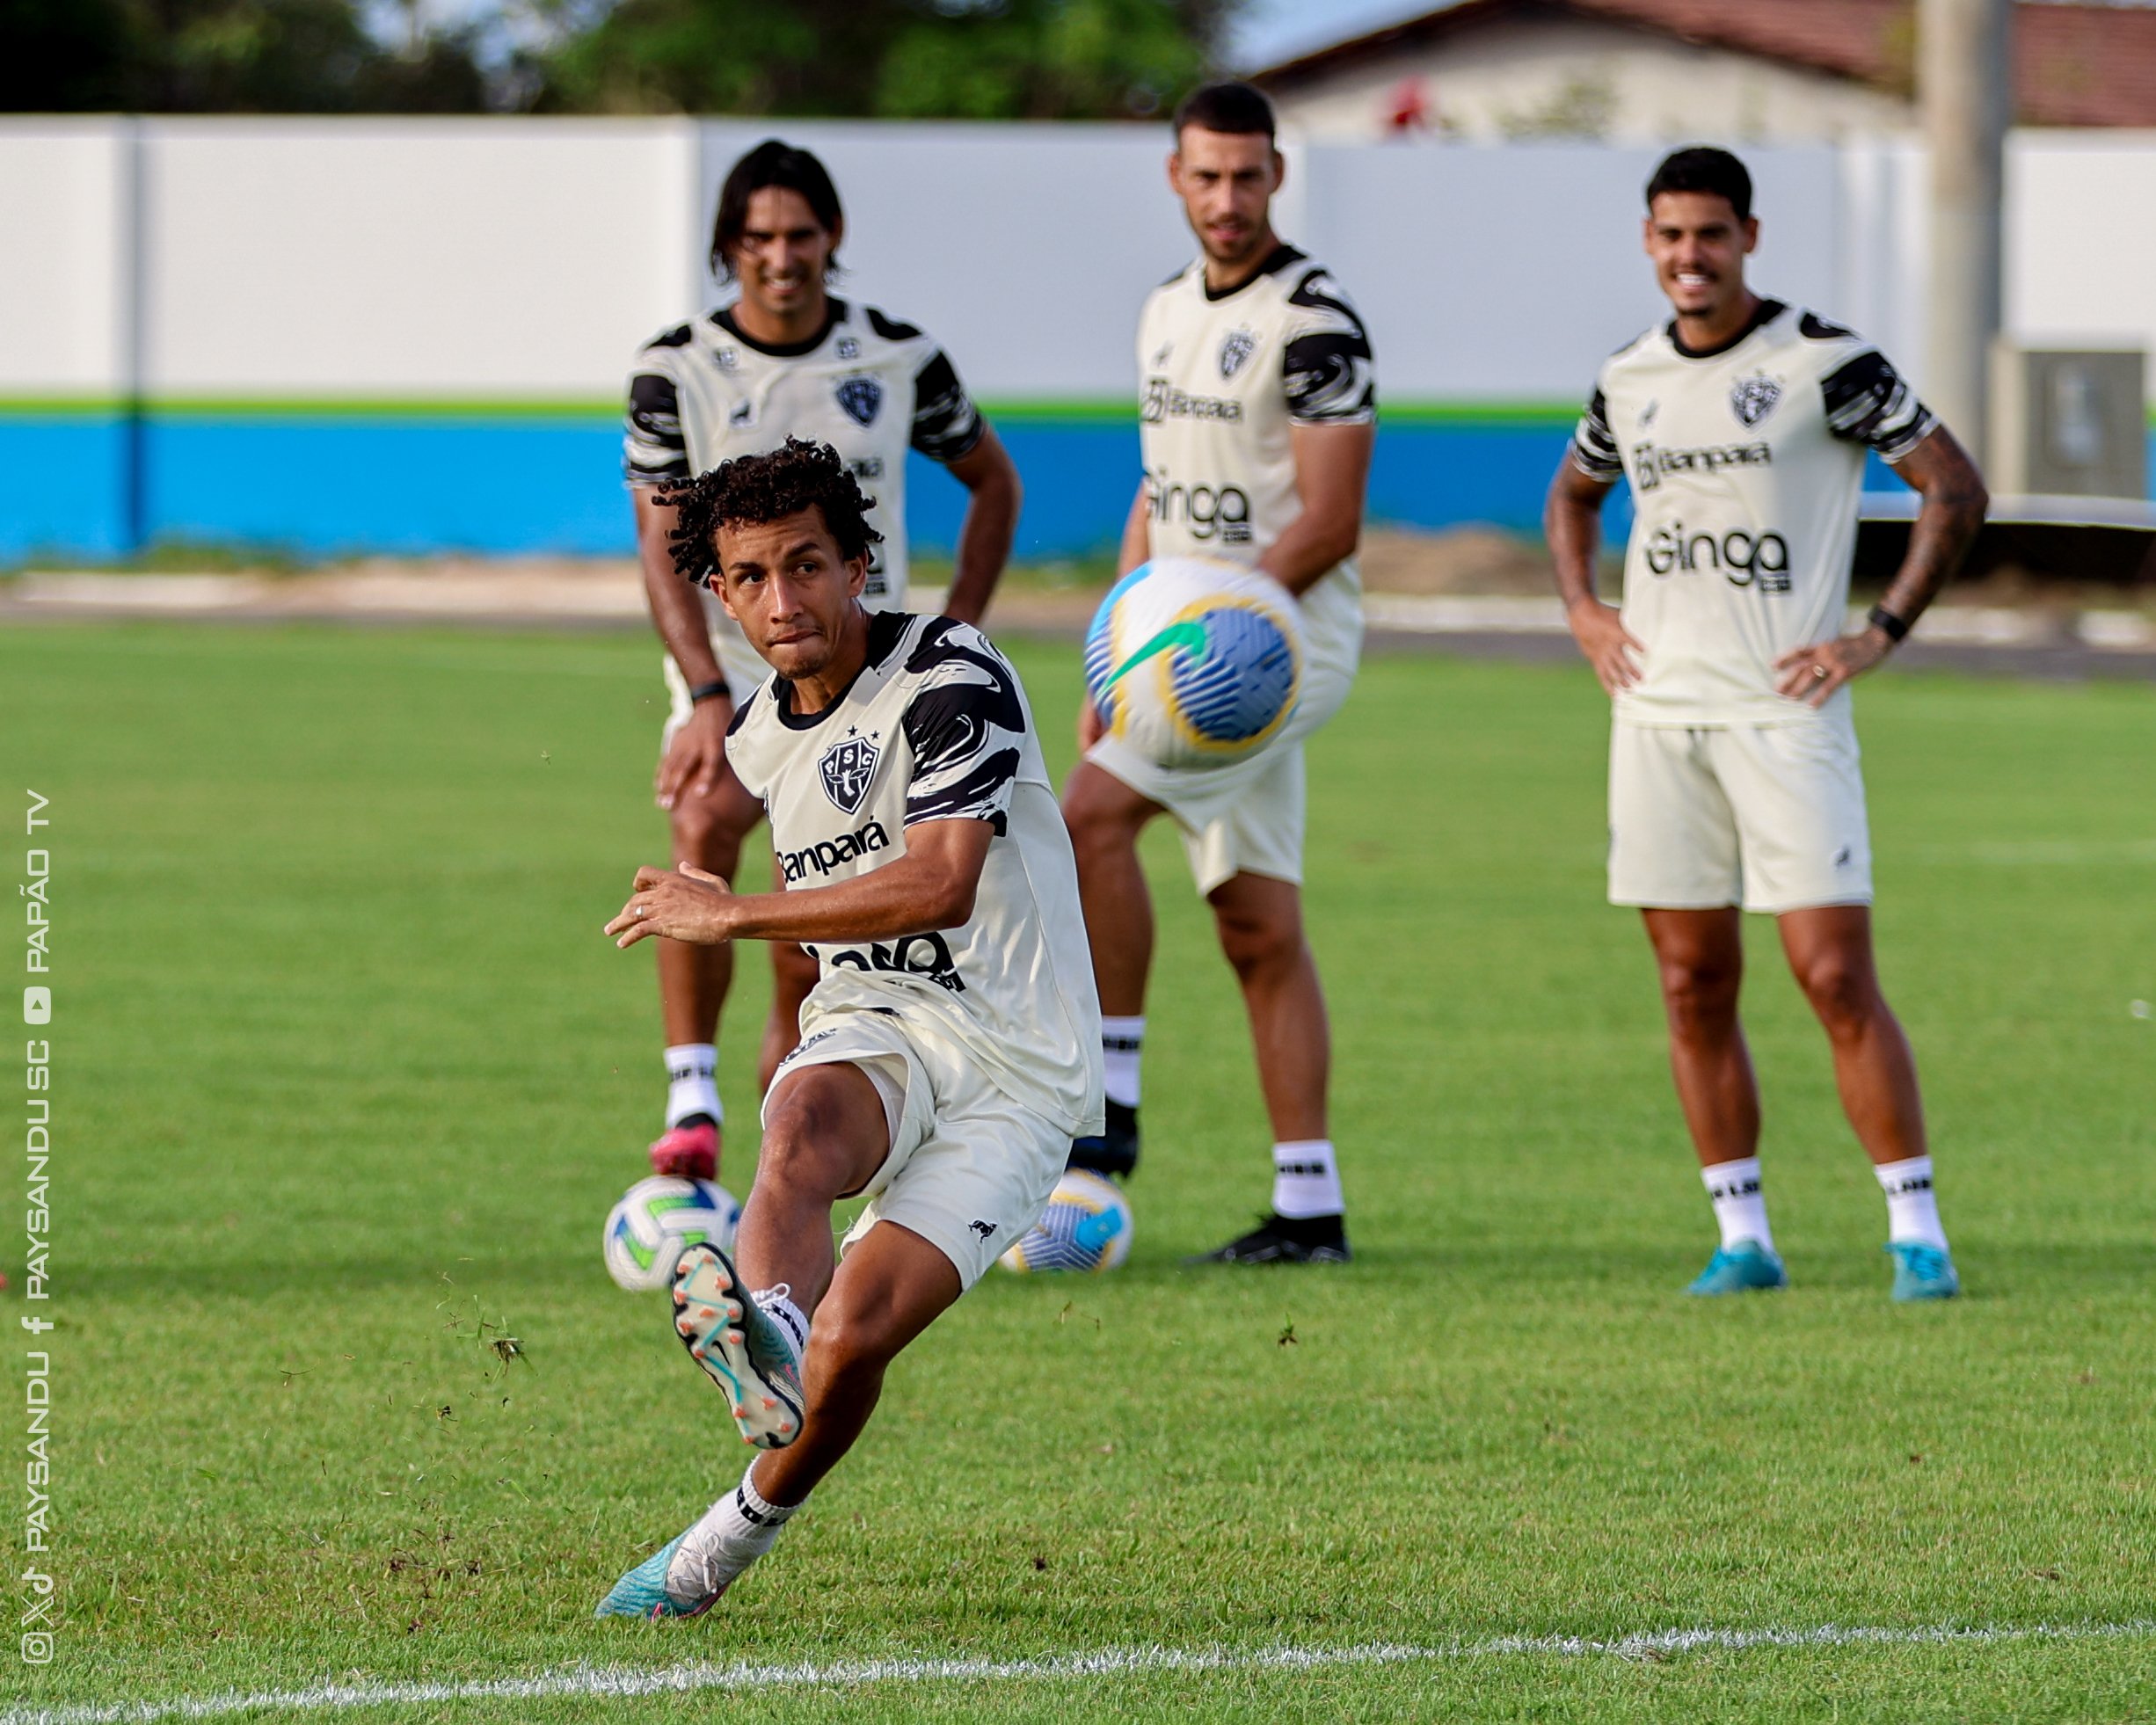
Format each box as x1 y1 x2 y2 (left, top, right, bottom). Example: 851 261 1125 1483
602 1175 741 1292
1084 557 1303 771
999 1169 1134 1275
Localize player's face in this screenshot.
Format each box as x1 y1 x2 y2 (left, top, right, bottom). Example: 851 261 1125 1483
1169 127 1283 269
732 187 838 321
1643 192 1758 320
713 507 868 680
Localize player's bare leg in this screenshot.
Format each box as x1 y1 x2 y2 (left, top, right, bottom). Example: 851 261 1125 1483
1777 904 1955 1297
1642 907 1782 1293
651 768 764 1177
1192 870 1348 1264
1060 761 1162 1177
756 853 818 1093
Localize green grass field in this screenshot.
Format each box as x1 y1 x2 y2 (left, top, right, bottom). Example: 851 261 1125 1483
4 621 2152 1722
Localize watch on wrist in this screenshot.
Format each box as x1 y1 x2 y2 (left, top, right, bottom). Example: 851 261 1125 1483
1866 605 1910 644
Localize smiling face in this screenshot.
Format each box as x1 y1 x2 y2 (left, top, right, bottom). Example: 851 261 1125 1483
713 506 867 681
1169 126 1283 276
1643 190 1759 324
730 186 839 326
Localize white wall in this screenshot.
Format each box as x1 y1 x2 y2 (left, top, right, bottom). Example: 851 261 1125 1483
0 120 131 395
142 117 698 397
0 119 2151 409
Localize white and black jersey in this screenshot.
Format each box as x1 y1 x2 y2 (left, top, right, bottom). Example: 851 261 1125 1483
625 298 985 694
725 612 1103 1136
1570 299 1937 726
1136 244 1376 681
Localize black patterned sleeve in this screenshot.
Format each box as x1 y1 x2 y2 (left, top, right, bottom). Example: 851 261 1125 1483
1821 348 1937 462
624 361 690 487
1569 387 1622 483
900 628 1029 833
1282 268 1376 426
911 348 987 464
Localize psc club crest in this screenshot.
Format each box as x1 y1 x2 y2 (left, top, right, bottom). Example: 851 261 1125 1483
1729 373 1782 428
835 375 883 426
819 732 881 814
1218 328 1258 379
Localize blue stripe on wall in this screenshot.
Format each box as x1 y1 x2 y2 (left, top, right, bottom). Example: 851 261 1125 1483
4 413 2144 563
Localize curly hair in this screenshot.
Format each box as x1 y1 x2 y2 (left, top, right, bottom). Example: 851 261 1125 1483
659 439 884 587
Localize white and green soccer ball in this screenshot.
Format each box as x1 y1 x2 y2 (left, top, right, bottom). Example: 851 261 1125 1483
602 1175 741 1292
1083 557 1304 772
999 1169 1133 1275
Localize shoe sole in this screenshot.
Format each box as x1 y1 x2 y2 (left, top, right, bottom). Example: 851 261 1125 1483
671 1245 805 1451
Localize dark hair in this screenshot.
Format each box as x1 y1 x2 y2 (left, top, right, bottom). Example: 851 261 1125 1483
1645 147 1752 222
1173 81 1276 142
709 139 843 283
660 439 883 586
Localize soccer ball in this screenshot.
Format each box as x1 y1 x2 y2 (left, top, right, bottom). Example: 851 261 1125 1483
999 1170 1134 1275
1083 557 1303 771
602 1175 741 1292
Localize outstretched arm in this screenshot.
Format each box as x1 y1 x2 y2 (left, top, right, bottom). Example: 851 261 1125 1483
1774 425 1988 706
607 818 995 950
1544 456 1642 695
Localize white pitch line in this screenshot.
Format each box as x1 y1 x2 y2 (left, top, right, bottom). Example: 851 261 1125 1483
9 1619 2153 1725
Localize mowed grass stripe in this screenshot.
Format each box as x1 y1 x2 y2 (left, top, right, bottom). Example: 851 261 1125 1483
3 623 2152 1721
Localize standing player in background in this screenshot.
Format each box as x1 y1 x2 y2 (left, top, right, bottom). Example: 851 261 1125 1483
1061 82 1376 1264
595 441 1100 1617
1544 147 1987 1300
623 140 1021 1184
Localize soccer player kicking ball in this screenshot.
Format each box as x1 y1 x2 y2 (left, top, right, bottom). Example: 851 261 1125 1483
623 139 1020 1186
1544 147 1988 1300
1062 82 1376 1264
595 440 1102 1618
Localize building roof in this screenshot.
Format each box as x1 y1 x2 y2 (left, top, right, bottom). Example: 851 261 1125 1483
1255 0 2156 128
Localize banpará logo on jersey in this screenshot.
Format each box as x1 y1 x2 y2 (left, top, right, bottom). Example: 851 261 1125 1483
1628 440 1773 493
1145 466 1251 544
1642 519 1793 592
819 731 882 813
835 376 883 427
1218 328 1258 379
825 930 965 994
1729 373 1783 428
780 818 891 884
1142 377 1243 425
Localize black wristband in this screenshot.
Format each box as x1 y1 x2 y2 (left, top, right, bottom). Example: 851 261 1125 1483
1867 605 1910 644
688 679 730 705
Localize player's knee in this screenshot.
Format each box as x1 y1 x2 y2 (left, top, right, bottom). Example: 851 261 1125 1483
670 796 745 872
1794 952 1878 1037
1214 905 1301 981
1060 770 1144 854
801 1299 900 1387
1658 957 1741 1036
754 1077 861 1195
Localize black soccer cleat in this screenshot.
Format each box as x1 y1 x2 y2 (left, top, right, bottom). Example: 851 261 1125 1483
1187 1212 1351 1266
1067 1099 1140 1181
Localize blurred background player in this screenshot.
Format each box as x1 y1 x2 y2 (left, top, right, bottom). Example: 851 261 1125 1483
1544 146 1988 1300
596 441 1100 1617
623 139 1022 1183
1061 82 1376 1264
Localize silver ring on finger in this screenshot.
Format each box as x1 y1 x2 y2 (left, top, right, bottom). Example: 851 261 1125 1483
1812 665 1830 680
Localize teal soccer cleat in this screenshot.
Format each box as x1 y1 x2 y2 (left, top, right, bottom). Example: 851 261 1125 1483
595 1483 790 1619
1887 1241 1961 1301
672 1243 805 1450
1686 1239 1788 1295
594 1534 710 1621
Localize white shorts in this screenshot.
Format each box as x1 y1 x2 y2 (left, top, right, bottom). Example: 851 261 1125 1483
1086 586 1361 897
1608 715 1873 915
763 1001 1070 1291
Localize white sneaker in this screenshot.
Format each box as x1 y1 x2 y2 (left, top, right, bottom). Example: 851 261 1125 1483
671 1243 805 1449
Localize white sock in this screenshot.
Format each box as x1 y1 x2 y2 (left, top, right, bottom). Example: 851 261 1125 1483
664 1043 721 1131
1701 1158 1774 1252
1271 1139 1344 1219
754 1285 809 1360
666 1464 798 1608
1875 1155 1948 1249
1102 1016 1144 1110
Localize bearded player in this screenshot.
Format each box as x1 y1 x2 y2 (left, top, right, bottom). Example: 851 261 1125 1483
624 140 1020 1186
1061 82 1375 1264
1544 147 1987 1299
596 440 1101 1616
